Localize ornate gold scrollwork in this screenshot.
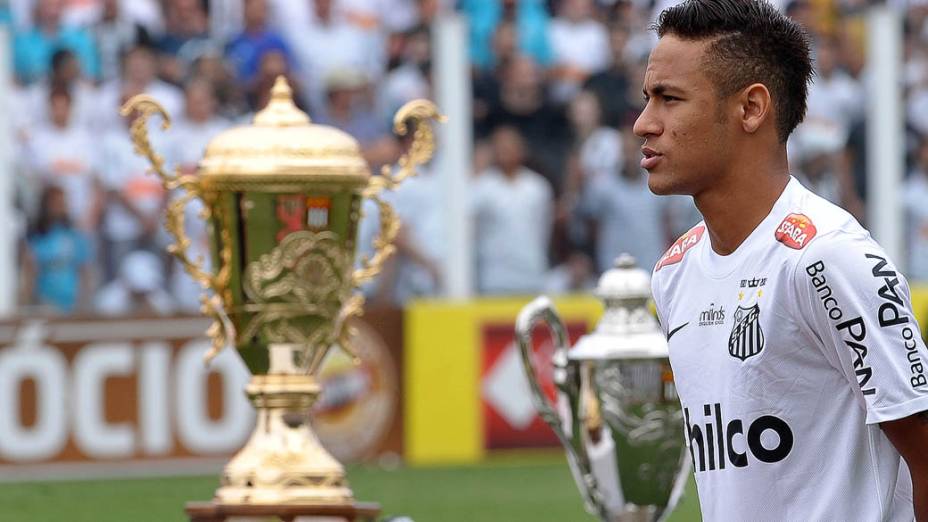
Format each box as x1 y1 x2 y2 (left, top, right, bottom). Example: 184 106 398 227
240 230 356 373
355 99 446 284
120 95 234 362
342 99 444 359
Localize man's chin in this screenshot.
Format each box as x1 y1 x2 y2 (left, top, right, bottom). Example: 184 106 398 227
646 172 677 196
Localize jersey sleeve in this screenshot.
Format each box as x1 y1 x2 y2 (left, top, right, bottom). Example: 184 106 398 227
792 231 928 424
650 267 669 337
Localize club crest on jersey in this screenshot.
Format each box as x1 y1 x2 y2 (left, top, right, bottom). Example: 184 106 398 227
656 225 705 271
775 213 817 249
728 304 765 361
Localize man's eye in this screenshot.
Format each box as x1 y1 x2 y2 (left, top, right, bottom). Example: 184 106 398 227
664 95 680 102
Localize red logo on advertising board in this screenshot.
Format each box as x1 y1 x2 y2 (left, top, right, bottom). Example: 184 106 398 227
656 225 706 271
775 213 817 249
481 322 588 449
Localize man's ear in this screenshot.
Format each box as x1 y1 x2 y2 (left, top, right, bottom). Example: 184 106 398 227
740 83 772 135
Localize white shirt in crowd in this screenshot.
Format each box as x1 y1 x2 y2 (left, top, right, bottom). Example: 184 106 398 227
578 126 623 183
285 14 384 112
22 81 99 133
99 130 166 243
548 15 610 101
388 168 445 302
338 0 420 33
652 176 925 521
94 79 185 134
25 121 99 229
167 117 231 170
95 250 175 316
377 62 430 126
580 171 667 273
472 166 553 295
804 69 864 140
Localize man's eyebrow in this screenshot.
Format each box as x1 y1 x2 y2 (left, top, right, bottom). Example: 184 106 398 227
643 82 683 97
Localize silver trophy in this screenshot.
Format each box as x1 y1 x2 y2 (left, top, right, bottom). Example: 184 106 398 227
516 254 690 522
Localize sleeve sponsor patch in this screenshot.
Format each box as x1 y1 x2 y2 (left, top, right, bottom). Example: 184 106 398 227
656 224 705 271
775 213 817 249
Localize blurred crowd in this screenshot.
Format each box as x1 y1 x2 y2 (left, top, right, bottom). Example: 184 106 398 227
9 0 928 317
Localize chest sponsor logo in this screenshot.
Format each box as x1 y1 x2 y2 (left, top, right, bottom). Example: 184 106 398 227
685 403 794 472
806 260 876 395
656 225 705 271
775 213 817 249
698 303 725 327
866 254 927 389
728 304 764 360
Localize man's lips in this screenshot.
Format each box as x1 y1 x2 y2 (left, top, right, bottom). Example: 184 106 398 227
641 146 662 170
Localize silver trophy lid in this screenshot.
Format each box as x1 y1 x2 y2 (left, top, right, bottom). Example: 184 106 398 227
595 253 652 303
570 254 669 360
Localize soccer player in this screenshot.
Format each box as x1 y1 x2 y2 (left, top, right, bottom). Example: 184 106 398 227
636 0 928 519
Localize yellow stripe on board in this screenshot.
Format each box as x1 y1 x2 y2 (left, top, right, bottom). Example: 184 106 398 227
404 295 601 465
405 300 482 464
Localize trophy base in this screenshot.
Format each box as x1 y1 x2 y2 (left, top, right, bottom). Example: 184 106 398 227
614 505 658 522
185 500 381 522
213 345 354 506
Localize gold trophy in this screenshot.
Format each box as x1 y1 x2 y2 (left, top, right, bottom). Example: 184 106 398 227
121 76 442 509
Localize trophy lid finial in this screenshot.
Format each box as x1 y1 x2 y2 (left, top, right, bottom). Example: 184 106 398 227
253 75 311 127
596 253 651 302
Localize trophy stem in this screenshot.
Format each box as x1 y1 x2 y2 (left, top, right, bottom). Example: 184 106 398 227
214 344 354 505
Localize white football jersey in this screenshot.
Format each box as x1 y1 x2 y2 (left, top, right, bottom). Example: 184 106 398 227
651 177 928 521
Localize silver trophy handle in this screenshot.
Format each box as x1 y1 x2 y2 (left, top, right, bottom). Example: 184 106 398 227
515 296 610 522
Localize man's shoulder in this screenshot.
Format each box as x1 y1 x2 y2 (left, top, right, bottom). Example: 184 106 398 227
763 179 863 254
772 181 878 275
788 181 866 242
653 222 707 275
518 168 553 193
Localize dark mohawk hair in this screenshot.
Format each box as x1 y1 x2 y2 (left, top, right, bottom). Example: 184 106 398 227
654 0 813 142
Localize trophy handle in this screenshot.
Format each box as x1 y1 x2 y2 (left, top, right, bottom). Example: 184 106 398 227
120 95 234 363
333 100 444 356
354 99 445 285
515 296 610 522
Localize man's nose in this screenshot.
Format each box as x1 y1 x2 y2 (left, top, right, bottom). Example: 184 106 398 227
633 103 661 138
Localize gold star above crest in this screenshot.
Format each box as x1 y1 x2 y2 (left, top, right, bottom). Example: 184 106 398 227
758 289 763 298
738 291 744 300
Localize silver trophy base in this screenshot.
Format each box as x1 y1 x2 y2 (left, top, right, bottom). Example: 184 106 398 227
614 504 658 522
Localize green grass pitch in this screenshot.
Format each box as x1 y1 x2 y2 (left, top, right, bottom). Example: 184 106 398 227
0 452 700 521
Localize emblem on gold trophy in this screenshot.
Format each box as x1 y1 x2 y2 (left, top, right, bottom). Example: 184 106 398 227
121 76 442 513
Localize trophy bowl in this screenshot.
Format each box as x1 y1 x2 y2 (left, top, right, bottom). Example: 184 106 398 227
515 254 690 522
121 76 442 505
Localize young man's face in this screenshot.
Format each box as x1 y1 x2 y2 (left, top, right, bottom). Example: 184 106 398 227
633 35 734 197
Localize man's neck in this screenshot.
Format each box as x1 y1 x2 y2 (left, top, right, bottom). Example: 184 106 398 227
695 159 790 256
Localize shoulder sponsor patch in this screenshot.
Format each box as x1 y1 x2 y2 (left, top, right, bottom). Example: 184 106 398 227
775 213 817 249
656 225 706 271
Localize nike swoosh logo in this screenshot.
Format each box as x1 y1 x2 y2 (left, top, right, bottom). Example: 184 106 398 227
667 322 689 341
